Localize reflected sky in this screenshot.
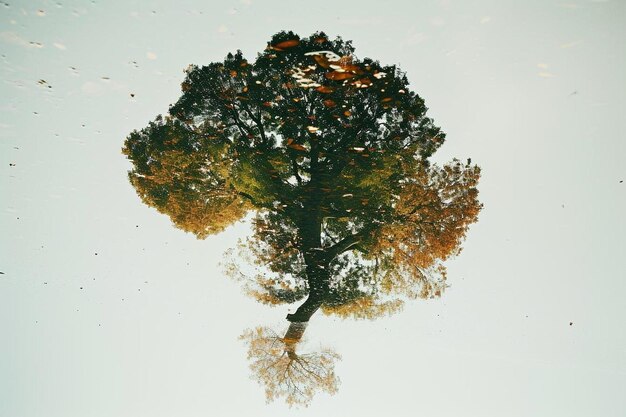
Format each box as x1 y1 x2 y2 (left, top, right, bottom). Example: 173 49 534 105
1 1 625 416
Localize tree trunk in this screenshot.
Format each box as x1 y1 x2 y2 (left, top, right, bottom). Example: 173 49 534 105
283 322 308 359
287 253 330 322
289 168 330 322
287 292 324 322
283 321 308 343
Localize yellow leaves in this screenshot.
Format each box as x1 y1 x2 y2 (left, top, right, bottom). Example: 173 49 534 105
240 325 341 407
321 297 404 320
130 167 250 239
366 160 482 299
124 119 252 240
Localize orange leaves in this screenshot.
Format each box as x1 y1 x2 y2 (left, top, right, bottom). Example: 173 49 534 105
325 71 355 81
298 52 383 95
323 99 336 108
367 160 482 299
335 63 363 74
312 54 331 68
288 143 307 151
272 39 300 50
286 138 307 151
315 85 335 94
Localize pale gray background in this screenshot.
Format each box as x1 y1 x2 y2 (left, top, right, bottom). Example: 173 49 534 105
1 0 625 416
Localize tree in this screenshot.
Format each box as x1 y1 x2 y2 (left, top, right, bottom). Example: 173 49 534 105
123 30 481 404
240 323 340 407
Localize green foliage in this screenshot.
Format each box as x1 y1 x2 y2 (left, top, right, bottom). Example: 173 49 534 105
124 30 481 319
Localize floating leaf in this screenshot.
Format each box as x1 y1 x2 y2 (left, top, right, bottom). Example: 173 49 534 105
273 39 300 49
340 64 364 74
288 143 307 151
352 77 373 88
325 71 355 81
316 85 335 93
312 54 331 68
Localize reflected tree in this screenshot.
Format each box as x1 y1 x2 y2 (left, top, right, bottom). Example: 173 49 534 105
240 322 340 406
123 30 482 405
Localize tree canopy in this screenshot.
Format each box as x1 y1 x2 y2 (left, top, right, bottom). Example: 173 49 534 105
123 30 482 322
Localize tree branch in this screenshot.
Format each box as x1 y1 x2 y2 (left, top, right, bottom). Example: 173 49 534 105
290 156 303 185
241 102 269 146
324 227 374 260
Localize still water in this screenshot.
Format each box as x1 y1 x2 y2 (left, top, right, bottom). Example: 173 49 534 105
1 1 625 416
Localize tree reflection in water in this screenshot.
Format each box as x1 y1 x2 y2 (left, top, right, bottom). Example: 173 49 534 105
240 323 340 407
123 30 482 406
